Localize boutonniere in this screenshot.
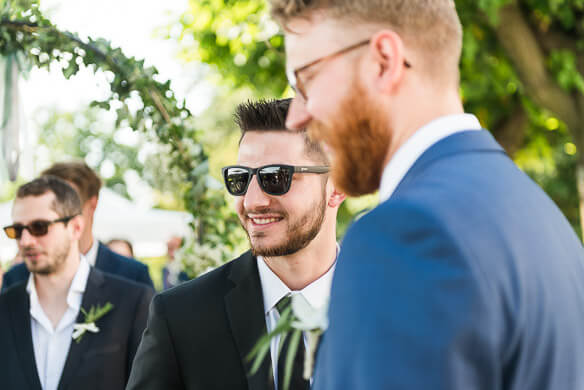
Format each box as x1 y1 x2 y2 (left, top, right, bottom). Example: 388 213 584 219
72 302 114 343
248 295 329 390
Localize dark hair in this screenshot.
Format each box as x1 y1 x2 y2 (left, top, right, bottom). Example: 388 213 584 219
16 175 82 218
234 98 329 164
42 161 102 204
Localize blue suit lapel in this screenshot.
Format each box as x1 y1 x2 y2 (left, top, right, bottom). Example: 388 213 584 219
94 242 114 272
393 130 506 196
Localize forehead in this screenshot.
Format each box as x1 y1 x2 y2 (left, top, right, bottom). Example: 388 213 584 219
12 192 59 223
237 131 312 166
284 15 360 70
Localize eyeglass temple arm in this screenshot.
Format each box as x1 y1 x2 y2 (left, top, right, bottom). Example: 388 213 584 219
294 166 330 174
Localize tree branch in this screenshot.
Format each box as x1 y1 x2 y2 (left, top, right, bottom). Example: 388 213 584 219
493 2 583 144
491 106 528 158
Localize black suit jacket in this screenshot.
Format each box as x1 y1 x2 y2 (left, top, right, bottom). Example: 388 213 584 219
127 251 273 390
2 242 153 292
0 268 154 390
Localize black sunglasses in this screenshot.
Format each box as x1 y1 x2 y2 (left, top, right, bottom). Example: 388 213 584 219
222 164 329 196
3 215 77 239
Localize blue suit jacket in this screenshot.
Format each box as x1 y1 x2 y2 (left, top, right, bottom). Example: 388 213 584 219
2 242 153 292
314 131 584 390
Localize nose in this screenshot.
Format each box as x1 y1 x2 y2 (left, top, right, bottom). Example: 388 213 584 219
286 95 312 130
18 228 36 247
243 175 271 211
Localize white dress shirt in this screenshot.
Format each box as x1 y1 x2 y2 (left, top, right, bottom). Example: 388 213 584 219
379 114 482 202
84 237 99 267
257 246 338 389
27 257 91 390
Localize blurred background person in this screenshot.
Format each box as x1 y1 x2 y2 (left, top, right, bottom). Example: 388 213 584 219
106 238 134 258
161 235 188 290
2 161 153 292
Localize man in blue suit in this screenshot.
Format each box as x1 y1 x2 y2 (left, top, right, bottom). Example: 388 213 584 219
271 0 584 388
2 162 153 292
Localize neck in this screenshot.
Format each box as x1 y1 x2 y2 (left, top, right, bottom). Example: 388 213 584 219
383 85 464 168
263 223 337 291
79 232 93 255
34 252 81 305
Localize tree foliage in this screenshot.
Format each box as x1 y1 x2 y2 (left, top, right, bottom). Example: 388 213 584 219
171 0 583 236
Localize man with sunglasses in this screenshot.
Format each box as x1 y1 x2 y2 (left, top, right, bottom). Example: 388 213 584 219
270 0 584 389
0 176 153 390
128 98 345 390
2 161 153 292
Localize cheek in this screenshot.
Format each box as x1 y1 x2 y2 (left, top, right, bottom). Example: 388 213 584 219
234 198 245 216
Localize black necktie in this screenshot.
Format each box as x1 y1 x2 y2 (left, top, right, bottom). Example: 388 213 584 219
276 295 310 390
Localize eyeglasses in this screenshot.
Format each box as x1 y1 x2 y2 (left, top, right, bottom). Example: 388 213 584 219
286 38 412 100
222 164 329 196
3 216 77 239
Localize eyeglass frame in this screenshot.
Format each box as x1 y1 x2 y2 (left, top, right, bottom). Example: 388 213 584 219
3 215 78 240
286 38 412 101
221 164 330 196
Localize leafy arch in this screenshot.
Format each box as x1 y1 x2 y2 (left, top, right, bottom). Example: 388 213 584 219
0 1 240 261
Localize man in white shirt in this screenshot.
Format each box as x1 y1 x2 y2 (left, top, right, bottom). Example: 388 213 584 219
128 98 345 390
0 176 153 390
2 161 153 290
271 1 584 389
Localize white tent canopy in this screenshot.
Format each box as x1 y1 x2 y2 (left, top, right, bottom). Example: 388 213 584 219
0 187 192 261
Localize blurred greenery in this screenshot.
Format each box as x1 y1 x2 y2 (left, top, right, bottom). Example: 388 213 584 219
168 0 584 240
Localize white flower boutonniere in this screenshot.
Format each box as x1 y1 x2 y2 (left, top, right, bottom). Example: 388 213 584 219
72 302 114 343
248 294 329 390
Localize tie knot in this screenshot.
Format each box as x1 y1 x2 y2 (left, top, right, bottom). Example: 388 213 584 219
276 294 292 314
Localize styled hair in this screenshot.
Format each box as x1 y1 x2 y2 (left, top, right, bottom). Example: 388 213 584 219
269 0 463 81
16 175 82 218
234 98 329 164
42 161 102 204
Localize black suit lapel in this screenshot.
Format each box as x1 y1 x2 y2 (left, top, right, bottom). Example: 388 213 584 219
9 285 42 390
57 268 105 390
224 251 273 390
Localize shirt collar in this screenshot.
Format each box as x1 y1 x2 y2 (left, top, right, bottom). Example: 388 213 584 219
256 244 339 314
379 113 482 203
26 256 91 314
84 237 99 267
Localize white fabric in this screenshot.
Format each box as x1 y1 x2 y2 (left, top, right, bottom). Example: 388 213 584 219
84 237 98 267
256 245 338 389
26 257 90 390
379 114 482 203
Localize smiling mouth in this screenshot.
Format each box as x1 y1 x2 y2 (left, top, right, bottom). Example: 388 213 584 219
251 217 283 225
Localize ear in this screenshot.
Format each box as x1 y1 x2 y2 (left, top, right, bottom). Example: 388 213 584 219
85 195 98 213
69 214 85 241
368 29 408 93
328 189 346 208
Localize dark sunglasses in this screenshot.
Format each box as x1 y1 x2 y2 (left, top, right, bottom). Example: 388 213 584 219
222 164 329 196
3 215 77 239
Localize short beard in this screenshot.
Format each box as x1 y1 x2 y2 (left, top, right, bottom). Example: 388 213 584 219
308 79 391 197
247 189 327 257
28 239 71 276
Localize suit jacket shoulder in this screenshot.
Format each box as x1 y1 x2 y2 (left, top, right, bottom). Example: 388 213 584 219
128 250 273 390
95 242 153 287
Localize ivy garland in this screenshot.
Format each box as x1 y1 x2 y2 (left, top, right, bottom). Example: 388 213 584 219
0 1 241 262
